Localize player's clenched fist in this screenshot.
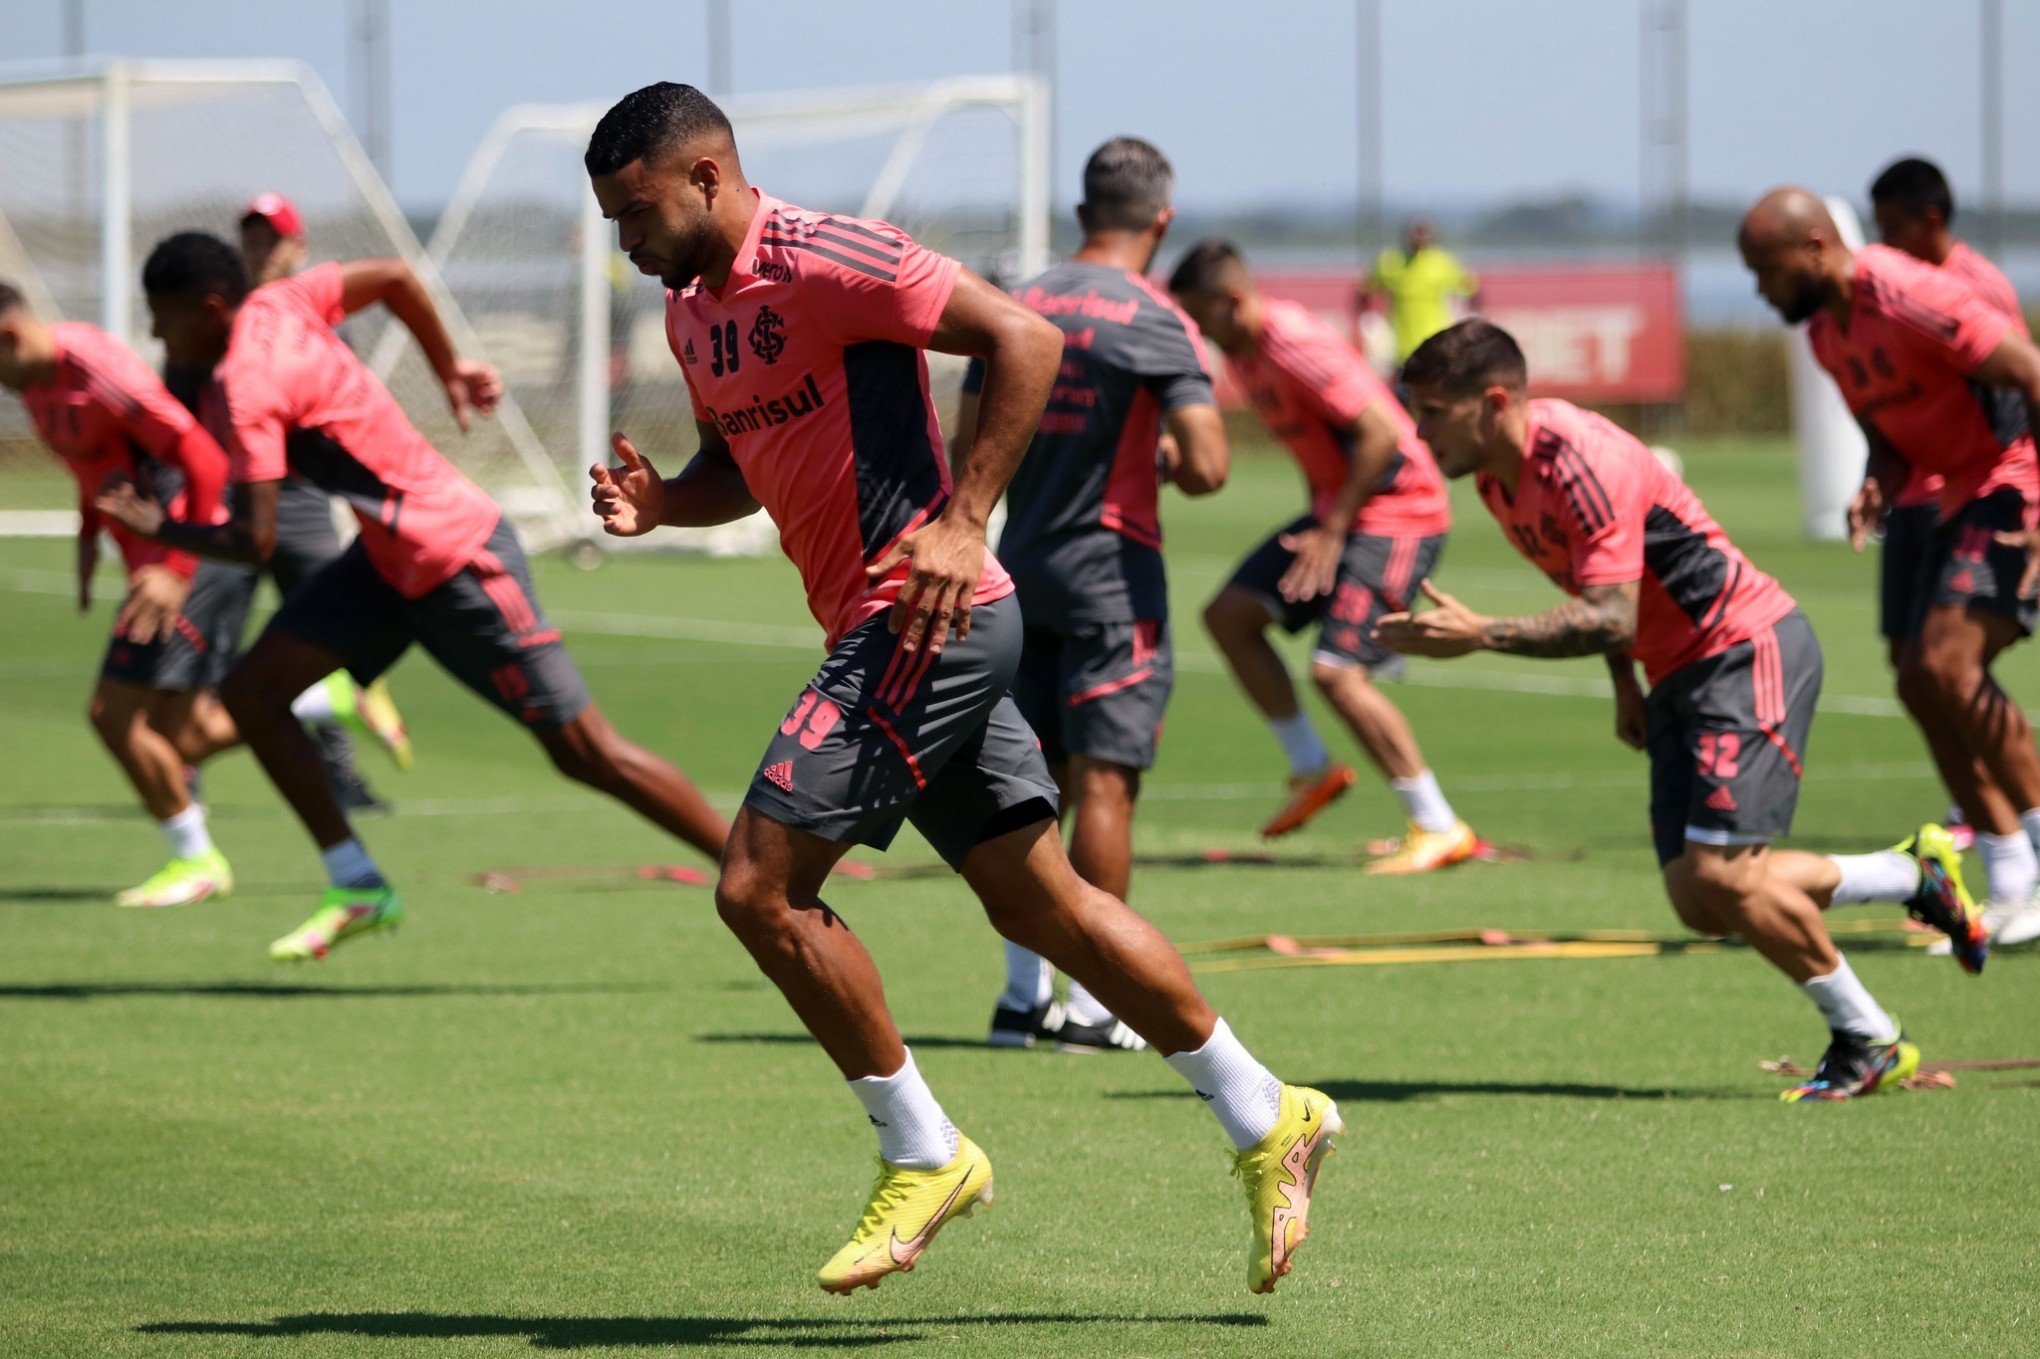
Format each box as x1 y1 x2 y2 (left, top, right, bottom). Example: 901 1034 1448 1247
589 432 664 537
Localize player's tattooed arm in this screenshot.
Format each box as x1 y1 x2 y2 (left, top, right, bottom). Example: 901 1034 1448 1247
1476 580 1639 658
1607 650 1648 750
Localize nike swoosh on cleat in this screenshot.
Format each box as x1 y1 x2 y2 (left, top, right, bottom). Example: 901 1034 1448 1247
887 1169 974 1266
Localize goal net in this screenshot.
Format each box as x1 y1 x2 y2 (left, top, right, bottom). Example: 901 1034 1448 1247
0 60 580 548
425 75 1049 556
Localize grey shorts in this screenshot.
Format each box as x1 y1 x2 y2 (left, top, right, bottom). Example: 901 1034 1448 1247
1912 486 2039 639
267 476 346 598
99 558 256 693
744 594 1060 870
264 515 591 730
1228 515 1444 669
1647 609 1822 866
1013 618 1173 771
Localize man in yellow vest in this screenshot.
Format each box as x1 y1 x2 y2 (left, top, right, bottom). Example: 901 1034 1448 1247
1362 219 1480 368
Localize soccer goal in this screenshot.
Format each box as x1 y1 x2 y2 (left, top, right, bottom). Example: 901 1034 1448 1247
425 75 1050 556
0 59 583 549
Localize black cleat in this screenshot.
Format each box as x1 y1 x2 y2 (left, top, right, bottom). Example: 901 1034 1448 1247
1780 1027 1919 1102
987 999 1064 1049
1052 1014 1148 1054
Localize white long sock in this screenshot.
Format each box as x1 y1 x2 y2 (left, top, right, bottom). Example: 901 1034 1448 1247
1391 769 1458 833
291 676 340 725
1824 850 1918 905
159 804 213 860
1000 942 1053 1011
1062 979 1113 1028
848 1048 959 1170
1163 1018 1284 1150
1977 831 2038 905
1800 958 1896 1040
320 838 385 889
2018 808 2040 861
1268 712 1331 777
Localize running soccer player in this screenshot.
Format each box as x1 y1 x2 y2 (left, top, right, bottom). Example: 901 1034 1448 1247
1862 160 2040 946
1170 239 1478 870
96 232 730 962
1381 320 1988 1102
585 82 1335 1294
233 191 414 812
1741 186 2040 951
0 283 248 906
957 137 1228 1054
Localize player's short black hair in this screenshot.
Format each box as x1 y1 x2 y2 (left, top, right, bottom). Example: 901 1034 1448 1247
1869 156 1956 225
0 280 24 315
1081 137 1174 232
142 232 250 305
1167 238 1246 295
585 82 734 177
1401 319 1528 394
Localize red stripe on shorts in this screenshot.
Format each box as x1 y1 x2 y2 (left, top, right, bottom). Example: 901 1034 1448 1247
865 705 926 789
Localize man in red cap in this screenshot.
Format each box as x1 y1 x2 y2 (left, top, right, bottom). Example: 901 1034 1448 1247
239 193 308 287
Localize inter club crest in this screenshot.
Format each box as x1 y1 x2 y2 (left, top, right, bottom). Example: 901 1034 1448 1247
749 305 786 365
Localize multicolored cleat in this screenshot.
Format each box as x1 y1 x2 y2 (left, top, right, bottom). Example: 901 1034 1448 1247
1261 763 1357 839
1897 824 1988 974
346 676 414 771
1234 1084 1342 1294
115 849 233 908
1779 1027 1919 1102
1364 819 1480 876
269 883 403 962
817 1136 993 1294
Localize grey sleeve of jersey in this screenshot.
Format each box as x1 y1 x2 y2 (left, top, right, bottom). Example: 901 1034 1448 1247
1121 304 1216 412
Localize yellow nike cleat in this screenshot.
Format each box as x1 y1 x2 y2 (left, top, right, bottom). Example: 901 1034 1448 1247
352 678 413 771
1234 1084 1342 1294
269 884 402 962
818 1136 993 1295
1364 819 1479 876
115 849 233 908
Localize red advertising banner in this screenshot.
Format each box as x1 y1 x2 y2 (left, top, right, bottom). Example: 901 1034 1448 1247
1220 263 1685 404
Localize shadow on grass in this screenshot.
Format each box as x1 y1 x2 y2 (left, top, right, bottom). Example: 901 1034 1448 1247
139 1310 1268 1349
0 981 668 1002
0 886 128 903
1111 1077 1750 1104
695 1032 989 1051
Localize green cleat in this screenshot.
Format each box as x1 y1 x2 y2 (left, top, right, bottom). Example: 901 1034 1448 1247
269 884 403 962
1896 824 1988 974
115 849 233 908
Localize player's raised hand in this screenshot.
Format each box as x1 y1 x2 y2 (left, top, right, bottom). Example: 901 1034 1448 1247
1276 523 1343 602
443 359 503 431
867 514 984 654
1994 529 2040 598
1373 579 1486 658
115 564 190 645
1845 478 1887 552
590 433 664 537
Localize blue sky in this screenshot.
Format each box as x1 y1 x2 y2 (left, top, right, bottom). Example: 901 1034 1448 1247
10 0 2038 215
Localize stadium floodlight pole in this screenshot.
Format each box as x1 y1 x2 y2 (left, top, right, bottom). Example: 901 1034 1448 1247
707 0 732 96
1981 0 2004 256
1017 73 1051 278
98 60 131 342
1354 0 1382 266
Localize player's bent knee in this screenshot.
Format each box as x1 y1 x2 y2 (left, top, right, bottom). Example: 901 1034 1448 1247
1310 658 1362 694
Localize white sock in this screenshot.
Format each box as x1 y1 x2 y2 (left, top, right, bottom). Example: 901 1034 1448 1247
1824 850 1919 905
1391 769 1458 833
290 675 341 725
1062 979 1113 1028
1269 712 1331 777
2018 807 2040 860
1162 1018 1284 1150
1800 958 1896 1040
1000 942 1053 1011
320 837 384 889
158 804 213 860
1978 830 2038 905
847 1048 959 1170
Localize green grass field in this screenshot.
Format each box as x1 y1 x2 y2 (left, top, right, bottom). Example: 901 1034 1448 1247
2 437 2035 1358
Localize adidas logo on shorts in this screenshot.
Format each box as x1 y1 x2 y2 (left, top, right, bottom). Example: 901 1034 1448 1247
1704 784 1737 813
763 761 795 792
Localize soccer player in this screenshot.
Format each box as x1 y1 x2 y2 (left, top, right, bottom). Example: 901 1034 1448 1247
1380 319 1988 1102
1741 186 2040 951
1170 239 1478 870
95 232 730 962
232 192 413 813
956 137 1228 1054
584 82 1336 1294
1862 160 2040 946
0 282 247 906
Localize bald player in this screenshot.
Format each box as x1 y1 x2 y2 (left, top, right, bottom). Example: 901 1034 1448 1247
1742 186 2040 950
585 82 1337 1296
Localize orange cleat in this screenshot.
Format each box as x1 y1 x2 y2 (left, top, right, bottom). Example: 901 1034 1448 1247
1364 819 1480 875
1260 764 1358 839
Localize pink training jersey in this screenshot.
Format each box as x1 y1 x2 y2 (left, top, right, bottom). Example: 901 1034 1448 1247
206 263 499 598
1477 399 1797 686
1227 297 1450 536
1808 243 2037 518
1890 240 2030 509
22 321 229 580
664 189 1014 648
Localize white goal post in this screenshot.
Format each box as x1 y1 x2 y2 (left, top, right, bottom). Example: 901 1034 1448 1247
0 58 583 548
423 75 1050 556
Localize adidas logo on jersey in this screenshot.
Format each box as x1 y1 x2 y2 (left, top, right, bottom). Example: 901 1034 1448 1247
763 761 795 792
681 338 698 365
1704 784 1738 813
